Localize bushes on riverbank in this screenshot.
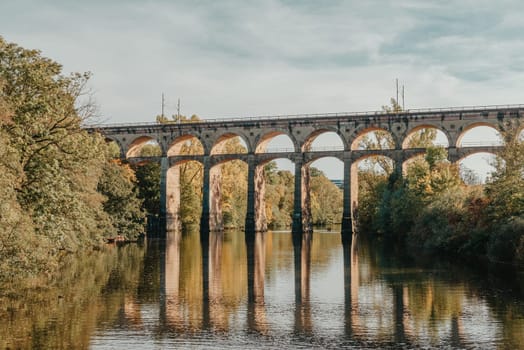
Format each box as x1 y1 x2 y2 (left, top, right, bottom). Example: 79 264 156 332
359 134 524 265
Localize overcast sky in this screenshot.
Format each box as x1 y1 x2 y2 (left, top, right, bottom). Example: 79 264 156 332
2 0 521 179
2 0 523 124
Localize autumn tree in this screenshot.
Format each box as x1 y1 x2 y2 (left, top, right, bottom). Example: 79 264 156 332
0 37 146 279
310 168 343 226
483 126 524 262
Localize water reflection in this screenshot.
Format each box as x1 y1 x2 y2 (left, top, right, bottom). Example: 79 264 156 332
246 231 268 333
1 230 524 348
342 233 359 337
293 231 312 335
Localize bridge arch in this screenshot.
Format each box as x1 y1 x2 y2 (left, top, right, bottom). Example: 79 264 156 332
354 153 396 176
209 158 248 230
351 154 396 210
302 129 346 152
304 152 344 164
257 158 295 230
126 136 163 158
210 132 250 155
351 127 396 151
165 159 203 230
402 124 450 149
255 130 298 153
456 122 502 148
303 156 344 228
167 134 205 156
457 151 497 184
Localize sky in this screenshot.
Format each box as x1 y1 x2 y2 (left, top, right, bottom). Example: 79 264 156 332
1 0 522 179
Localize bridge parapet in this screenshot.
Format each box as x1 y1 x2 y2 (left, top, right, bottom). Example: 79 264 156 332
88 104 522 160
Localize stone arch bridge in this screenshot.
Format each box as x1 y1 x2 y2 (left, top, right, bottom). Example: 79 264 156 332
87 105 523 236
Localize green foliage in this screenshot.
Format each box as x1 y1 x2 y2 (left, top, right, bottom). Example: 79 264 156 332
310 169 343 226
357 171 388 232
133 162 161 215
97 161 145 240
264 163 294 229
156 113 200 124
180 161 203 226
107 141 122 158
487 218 524 263
221 140 248 227
0 37 147 281
359 119 524 265
485 128 524 222
407 128 438 148
139 143 162 157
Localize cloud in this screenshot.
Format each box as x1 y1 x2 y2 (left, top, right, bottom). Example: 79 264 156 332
1 0 523 124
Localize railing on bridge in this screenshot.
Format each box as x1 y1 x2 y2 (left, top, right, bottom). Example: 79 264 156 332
84 103 524 129
264 146 345 153
460 141 503 147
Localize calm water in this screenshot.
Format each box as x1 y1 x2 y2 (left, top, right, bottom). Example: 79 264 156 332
2 229 524 349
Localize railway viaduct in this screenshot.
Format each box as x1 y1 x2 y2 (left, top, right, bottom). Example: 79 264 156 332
87 105 523 237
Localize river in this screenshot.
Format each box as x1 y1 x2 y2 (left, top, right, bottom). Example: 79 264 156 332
1 229 523 349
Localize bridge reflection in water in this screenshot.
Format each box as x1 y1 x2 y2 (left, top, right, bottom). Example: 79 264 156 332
157 228 513 348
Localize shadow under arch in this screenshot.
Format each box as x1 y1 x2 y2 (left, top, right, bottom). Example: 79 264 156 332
255 130 298 153
211 132 250 155
351 127 395 151
167 134 205 156
126 135 162 158
302 128 347 152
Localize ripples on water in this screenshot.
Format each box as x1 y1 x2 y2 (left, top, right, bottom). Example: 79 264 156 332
2 229 524 349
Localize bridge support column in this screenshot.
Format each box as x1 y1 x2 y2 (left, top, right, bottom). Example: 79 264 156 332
246 155 268 232
160 157 168 220
301 165 312 233
447 146 460 163
209 165 223 231
341 158 353 240
245 155 256 232
394 155 403 177
255 163 267 232
292 158 303 234
200 157 211 235
166 165 182 231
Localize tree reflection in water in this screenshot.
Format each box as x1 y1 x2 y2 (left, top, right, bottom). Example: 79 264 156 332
1 229 524 348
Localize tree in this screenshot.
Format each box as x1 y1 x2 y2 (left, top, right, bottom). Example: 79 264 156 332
264 163 294 228
0 37 112 251
133 162 161 215
97 160 145 240
309 169 343 226
0 37 147 280
485 126 524 221
484 126 524 263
